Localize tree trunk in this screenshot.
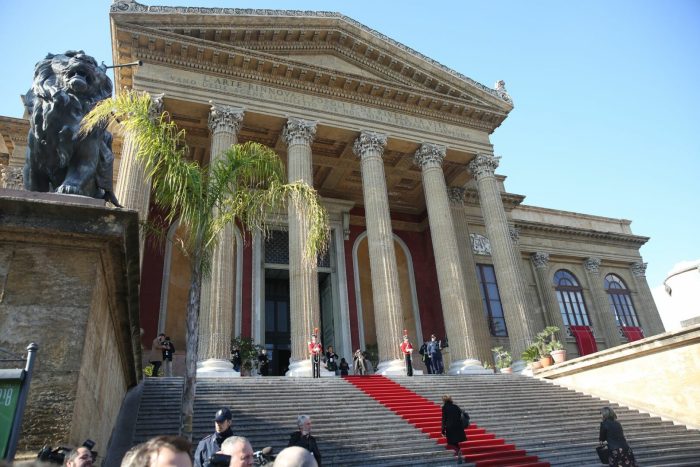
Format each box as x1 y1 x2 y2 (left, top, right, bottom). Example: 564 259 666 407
181 251 203 440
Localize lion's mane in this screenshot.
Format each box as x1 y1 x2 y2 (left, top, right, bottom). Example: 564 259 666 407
23 50 119 205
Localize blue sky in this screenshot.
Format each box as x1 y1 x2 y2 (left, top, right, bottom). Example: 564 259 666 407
1 0 698 289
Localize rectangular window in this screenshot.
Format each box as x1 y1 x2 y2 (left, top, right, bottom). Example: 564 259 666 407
476 264 508 337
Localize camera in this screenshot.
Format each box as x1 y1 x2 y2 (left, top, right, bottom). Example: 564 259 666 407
208 453 231 467
37 439 97 465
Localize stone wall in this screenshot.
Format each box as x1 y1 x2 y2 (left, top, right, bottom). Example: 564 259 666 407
0 190 141 459
537 324 700 429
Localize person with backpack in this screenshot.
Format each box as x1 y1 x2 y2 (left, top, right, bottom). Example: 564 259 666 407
441 394 467 464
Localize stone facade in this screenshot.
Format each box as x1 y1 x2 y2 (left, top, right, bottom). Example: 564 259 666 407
0 192 141 457
0 2 665 382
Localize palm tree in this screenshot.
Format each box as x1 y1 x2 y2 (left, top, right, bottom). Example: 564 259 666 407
81 90 329 438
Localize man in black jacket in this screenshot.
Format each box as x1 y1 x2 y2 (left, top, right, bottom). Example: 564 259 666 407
288 414 321 466
194 408 234 467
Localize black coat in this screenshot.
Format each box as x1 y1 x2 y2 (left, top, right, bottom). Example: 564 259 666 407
194 428 233 467
288 430 322 466
599 419 630 451
442 401 467 446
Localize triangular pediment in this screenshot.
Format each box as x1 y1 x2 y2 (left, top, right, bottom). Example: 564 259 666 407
283 53 386 81
110 1 514 131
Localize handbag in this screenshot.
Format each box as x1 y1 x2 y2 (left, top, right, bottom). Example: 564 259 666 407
596 445 610 464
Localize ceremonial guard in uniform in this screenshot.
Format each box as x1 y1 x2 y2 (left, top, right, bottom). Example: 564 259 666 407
308 328 323 378
400 330 414 376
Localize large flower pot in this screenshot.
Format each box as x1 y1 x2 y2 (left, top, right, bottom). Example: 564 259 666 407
539 355 553 367
551 349 567 364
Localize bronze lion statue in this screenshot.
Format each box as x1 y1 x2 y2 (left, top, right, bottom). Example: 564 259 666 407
23 50 120 206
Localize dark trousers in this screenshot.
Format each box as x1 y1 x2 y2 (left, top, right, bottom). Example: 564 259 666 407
430 354 444 374
312 355 320 378
150 360 162 377
404 354 413 376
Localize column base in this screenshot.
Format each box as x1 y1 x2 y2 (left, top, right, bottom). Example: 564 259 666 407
447 359 494 375
285 359 335 377
196 358 240 378
375 359 424 376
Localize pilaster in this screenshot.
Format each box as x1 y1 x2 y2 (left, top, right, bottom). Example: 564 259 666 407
583 257 622 348
630 261 666 336
530 252 567 339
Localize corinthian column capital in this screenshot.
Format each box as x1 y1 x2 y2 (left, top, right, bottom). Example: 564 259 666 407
208 103 244 133
584 257 602 274
631 261 647 277
414 143 446 169
282 117 317 146
531 252 550 269
468 153 501 179
447 187 466 205
352 131 387 157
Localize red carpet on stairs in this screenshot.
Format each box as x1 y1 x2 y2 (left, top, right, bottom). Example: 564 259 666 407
345 375 549 467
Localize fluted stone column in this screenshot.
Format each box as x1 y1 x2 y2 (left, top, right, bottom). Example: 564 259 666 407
414 144 489 374
630 261 666 336
114 94 164 265
530 252 567 336
448 187 493 366
583 257 622 348
197 103 243 377
282 118 326 377
468 154 537 368
353 131 405 374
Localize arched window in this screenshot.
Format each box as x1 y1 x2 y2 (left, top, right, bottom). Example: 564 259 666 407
604 274 640 327
553 270 591 326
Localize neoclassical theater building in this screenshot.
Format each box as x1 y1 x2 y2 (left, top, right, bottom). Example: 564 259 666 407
0 1 664 376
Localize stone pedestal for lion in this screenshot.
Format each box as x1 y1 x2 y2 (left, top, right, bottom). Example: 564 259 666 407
0 189 141 459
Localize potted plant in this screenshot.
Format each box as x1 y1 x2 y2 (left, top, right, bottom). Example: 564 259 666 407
231 336 263 376
536 331 553 367
548 339 567 364
522 344 541 370
540 326 566 364
492 346 513 374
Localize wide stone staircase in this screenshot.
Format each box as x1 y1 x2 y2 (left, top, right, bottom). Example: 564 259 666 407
120 374 700 466
395 374 700 466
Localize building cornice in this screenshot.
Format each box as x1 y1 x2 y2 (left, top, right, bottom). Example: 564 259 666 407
513 219 649 246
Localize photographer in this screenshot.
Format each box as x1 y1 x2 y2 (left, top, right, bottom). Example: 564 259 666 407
162 337 175 377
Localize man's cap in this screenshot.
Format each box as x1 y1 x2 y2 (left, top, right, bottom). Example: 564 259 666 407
214 408 232 423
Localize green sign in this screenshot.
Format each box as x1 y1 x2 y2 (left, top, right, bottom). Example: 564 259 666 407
0 380 21 459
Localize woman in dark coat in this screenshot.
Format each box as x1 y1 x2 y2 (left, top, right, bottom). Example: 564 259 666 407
599 406 638 467
442 394 466 464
